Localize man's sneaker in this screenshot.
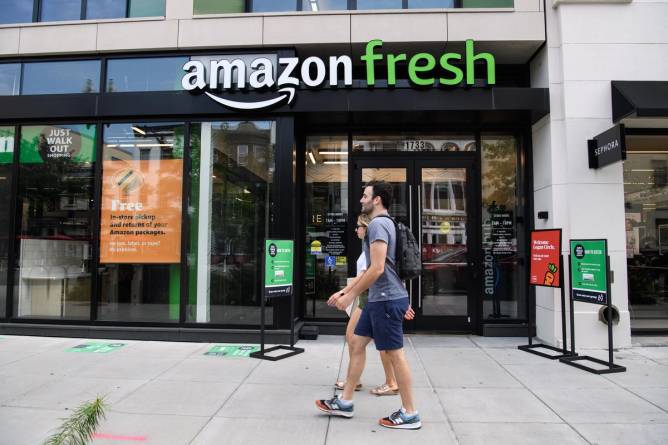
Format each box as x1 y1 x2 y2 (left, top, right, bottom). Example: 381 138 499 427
315 396 354 418
379 409 422 430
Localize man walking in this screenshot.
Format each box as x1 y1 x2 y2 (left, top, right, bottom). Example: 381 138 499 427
315 180 421 430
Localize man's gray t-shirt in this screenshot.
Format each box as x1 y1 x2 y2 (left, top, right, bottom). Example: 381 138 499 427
363 215 409 302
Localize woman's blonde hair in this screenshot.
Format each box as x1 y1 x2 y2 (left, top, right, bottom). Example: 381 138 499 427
357 213 372 227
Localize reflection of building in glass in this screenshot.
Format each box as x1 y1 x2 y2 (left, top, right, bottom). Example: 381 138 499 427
624 135 668 330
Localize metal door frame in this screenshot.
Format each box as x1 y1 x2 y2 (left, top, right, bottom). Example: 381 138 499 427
352 155 479 333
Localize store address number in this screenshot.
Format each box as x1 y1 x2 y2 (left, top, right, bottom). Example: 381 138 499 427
404 140 427 150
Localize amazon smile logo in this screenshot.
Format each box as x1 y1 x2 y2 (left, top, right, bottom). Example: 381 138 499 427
182 40 496 111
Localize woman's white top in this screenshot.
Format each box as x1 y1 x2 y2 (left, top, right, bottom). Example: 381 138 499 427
356 251 367 276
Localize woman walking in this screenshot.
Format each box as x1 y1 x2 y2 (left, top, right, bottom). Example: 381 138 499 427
332 213 413 396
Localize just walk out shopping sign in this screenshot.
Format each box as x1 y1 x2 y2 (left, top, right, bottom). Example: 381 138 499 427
570 239 609 305
264 240 294 298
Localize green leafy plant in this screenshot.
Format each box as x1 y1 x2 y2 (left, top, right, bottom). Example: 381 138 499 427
43 396 107 445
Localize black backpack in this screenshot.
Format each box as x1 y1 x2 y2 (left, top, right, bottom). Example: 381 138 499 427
373 215 422 280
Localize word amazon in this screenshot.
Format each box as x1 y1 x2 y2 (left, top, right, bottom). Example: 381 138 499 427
182 39 496 111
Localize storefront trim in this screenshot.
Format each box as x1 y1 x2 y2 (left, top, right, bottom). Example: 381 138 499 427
612 81 668 123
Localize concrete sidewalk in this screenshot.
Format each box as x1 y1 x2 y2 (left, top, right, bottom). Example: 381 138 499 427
1 334 667 445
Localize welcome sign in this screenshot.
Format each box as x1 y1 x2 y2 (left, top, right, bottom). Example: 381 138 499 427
182 39 496 111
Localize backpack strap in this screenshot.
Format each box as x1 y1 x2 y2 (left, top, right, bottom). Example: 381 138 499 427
367 214 397 267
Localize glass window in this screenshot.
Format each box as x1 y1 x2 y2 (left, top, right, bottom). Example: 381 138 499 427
304 135 349 319
98 123 184 323
624 134 668 331
188 121 276 325
301 0 348 11
194 0 245 14
22 60 100 95
356 0 401 9
251 0 297 12
0 0 34 24
0 64 21 96
420 167 469 316
462 0 513 7
0 126 14 317
40 0 82 21
408 0 454 7
128 0 165 17
106 57 188 92
353 133 476 152
14 124 97 320
86 0 126 19
481 134 525 321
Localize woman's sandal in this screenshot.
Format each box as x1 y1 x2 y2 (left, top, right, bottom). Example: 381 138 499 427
370 383 399 396
334 381 362 391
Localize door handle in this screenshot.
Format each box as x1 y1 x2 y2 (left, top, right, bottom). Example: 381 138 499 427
408 184 412 231
417 184 422 309
408 184 413 307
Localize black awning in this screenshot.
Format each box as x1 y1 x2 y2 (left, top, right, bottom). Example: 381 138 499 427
612 81 668 122
0 87 550 125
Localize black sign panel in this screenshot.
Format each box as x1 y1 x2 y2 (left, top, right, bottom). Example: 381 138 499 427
491 211 515 256
588 124 626 169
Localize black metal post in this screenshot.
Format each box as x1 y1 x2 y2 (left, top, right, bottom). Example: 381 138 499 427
259 247 266 353
289 268 295 348
559 243 625 374
559 254 567 354
518 234 573 359
251 240 303 362
607 255 613 366
568 254 576 355
526 271 532 346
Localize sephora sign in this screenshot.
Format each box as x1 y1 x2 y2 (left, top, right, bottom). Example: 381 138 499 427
182 39 496 111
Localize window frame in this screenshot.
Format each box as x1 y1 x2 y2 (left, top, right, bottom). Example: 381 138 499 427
20 59 102 95
104 55 190 93
195 0 509 14
623 128 668 334
19 0 166 24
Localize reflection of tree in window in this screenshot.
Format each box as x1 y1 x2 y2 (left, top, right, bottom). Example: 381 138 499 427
482 138 517 209
83 78 94 93
441 142 461 151
206 121 274 315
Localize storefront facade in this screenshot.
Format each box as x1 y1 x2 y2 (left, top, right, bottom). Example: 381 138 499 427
532 0 668 348
0 1 558 342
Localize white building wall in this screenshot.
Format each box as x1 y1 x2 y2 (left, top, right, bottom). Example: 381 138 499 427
531 0 668 348
0 1 544 58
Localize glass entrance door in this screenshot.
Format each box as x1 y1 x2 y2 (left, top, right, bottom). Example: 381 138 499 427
354 158 477 332
416 161 476 330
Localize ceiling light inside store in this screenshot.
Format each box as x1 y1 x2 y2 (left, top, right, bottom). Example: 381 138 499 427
308 151 316 164
324 161 348 165
136 144 173 147
131 126 146 135
318 151 348 155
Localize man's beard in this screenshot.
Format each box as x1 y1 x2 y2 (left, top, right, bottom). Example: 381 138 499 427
361 202 372 215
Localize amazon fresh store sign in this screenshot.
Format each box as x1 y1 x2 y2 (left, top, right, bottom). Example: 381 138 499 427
182 39 496 111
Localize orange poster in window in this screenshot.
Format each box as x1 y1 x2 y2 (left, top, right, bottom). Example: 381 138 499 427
100 159 183 264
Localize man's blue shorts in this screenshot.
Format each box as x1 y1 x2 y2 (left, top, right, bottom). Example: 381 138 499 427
354 297 409 351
